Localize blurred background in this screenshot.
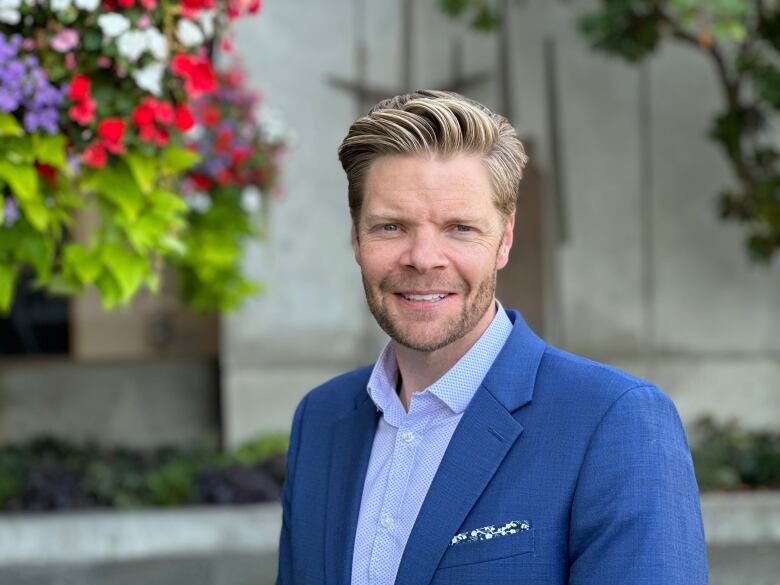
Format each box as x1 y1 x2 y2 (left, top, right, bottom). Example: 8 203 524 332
1 0 779 584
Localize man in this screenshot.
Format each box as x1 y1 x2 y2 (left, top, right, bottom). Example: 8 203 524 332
276 90 707 584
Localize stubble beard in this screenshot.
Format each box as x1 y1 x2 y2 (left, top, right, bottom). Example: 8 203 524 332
361 269 497 353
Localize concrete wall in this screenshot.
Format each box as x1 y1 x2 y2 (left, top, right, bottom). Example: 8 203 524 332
222 0 779 445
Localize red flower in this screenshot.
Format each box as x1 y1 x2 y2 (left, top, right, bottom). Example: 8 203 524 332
139 124 158 143
153 127 169 147
81 143 107 168
174 105 195 132
140 0 157 8
117 0 134 6
35 163 58 187
190 173 212 191
215 168 234 185
69 75 91 101
181 0 214 17
68 98 96 126
201 104 221 127
171 53 216 98
132 101 156 127
97 118 126 154
153 101 175 125
230 145 251 165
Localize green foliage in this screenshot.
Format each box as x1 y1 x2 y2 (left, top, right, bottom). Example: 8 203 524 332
439 0 503 31
691 417 780 491
441 0 780 262
575 0 780 261
0 435 288 512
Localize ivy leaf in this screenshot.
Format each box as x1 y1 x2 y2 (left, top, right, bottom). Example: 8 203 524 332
19 200 50 232
160 146 201 176
32 134 68 170
123 151 157 194
0 113 23 137
101 244 149 303
81 164 144 219
17 234 55 282
0 161 38 202
95 271 123 309
151 189 188 215
0 263 19 312
63 243 103 283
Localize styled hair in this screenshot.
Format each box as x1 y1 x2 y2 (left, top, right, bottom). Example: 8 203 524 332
338 90 528 224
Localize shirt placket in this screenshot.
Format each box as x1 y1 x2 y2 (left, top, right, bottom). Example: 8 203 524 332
368 399 433 584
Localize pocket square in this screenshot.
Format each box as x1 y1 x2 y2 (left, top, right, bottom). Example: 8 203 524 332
450 520 531 546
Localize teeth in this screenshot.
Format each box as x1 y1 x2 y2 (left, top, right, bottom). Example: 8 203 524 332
403 293 447 302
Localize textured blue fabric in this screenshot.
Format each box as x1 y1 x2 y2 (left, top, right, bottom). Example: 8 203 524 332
276 309 708 585
350 305 512 585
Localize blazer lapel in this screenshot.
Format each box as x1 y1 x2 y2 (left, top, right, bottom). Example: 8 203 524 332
324 392 379 585
394 309 547 585
394 387 524 585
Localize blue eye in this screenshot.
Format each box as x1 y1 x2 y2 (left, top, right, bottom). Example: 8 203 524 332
383 224 398 231
455 225 472 232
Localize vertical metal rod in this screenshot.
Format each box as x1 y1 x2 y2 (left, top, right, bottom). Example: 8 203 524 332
638 62 656 371
497 0 513 121
354 0 367 115
542 36 567 346
401 0 413 90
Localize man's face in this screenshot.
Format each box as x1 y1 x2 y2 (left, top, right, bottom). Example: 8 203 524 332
352 153 514 353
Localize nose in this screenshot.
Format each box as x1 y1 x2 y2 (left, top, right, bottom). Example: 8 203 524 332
402 229 448 274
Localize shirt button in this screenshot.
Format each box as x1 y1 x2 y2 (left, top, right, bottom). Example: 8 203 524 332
380 514 393 529
402 431 415 443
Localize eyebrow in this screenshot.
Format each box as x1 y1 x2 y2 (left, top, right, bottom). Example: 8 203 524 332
362 212 487 226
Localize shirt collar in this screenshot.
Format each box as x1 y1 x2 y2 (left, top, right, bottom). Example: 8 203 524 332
366 300 513 421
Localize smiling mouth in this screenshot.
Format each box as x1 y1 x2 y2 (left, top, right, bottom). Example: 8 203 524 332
397 292 451 302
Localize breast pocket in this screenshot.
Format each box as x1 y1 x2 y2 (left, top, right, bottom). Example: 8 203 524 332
437 526 534 570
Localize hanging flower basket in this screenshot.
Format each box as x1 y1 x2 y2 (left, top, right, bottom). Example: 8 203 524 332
0 0 284 313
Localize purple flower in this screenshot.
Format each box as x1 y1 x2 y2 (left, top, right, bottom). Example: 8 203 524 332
3 197 20 228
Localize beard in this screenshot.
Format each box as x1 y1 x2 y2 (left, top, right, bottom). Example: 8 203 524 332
361 269 497 353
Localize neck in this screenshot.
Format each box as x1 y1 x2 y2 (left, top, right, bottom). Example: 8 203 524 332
395 300 498 411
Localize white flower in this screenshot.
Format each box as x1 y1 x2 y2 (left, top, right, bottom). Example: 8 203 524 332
196 10 216 38
74 0 99 10
117 29 147 62
241 186 263 214
186 124 204 141
258 104 289 143
144 27 168 60
0 0 20 24
97 13 131 38
175 18 204 48
50 0 71 11
187 193 212 214
131 61 165 95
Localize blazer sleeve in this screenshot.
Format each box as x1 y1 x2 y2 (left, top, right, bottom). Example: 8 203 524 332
568 384 708 585
276 394 309 585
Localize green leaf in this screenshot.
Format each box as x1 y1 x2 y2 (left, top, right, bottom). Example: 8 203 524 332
0 113 23 137
81 164 144 219
32 134 68 170
19 200 50 232
95 272 123 309
17 235 55 281
64 243 103 283
0 161 38 202
160 146 201 176
101 244 149 302
151 189 188 215
123 151 157 194
0 263 19 313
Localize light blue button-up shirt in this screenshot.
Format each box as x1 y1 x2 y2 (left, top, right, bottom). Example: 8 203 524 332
350 302 513 585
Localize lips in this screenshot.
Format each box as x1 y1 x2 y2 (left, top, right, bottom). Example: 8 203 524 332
401 293 449 302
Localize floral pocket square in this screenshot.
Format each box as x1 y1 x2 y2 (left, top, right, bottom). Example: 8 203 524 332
450 520 531 546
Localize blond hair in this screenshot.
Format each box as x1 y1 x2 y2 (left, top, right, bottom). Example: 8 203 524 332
338 90 528 224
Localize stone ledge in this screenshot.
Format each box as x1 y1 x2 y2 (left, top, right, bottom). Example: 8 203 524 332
0 503 281 566
701 492 780 546
0 493 777 566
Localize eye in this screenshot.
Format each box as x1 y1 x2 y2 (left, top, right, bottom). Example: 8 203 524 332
382 224 399 232
454 225 472 233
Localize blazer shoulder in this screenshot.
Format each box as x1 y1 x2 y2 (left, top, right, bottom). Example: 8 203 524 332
537 345 661 410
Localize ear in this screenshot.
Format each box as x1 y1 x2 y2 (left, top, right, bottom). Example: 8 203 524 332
496 213 515 271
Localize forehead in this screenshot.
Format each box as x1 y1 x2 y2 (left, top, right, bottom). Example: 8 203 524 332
362 153 495 214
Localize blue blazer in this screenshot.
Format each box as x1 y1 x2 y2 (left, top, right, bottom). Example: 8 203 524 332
277 310 707 584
